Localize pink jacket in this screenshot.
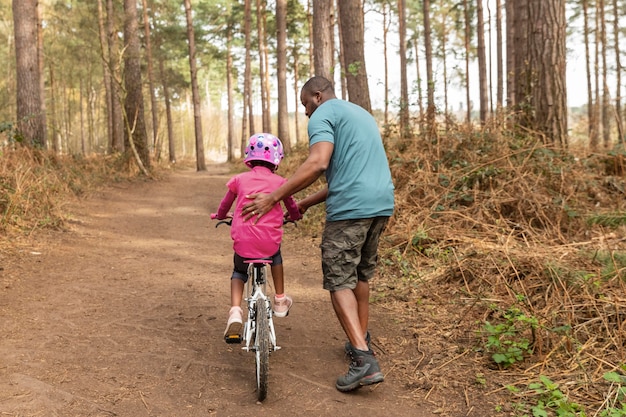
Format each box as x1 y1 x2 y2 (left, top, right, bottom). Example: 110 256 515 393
216 166 301 258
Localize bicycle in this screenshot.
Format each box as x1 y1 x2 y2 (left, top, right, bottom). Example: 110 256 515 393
211 213 287 402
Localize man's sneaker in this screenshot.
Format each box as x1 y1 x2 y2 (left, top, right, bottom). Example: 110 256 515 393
344 331 372 355
224 306 243 341
273 294 292 318
336 348 384 392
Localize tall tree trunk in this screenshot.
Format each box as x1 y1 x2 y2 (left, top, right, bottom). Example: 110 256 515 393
158 56 175 164
141 0 159 153
583 0 597 149
337 0 371 112
48 62 59 153
440 10 449 120
496 0 503 112
599 0 611 148
97 0 114 153
593 0 601 149
276 0 290 150
307 0 314 78
241 0 252 154
336 3 347 100
256 0 271 132
383 3 390 127
36 1 47 149
183 0 206 171
423 0 435 130
261 6 271 132
12 0 46 148
414 38 424 123
80 78 85 155
226 19 235 162
397 0 410 138
477 0 489 123
526 0 568 145
463 0 471 122
291 45 301 144
613 0 624 143
313 0 334 82
245 0 254 138
107 0 124 152
123 0 150 172
505 0 517 109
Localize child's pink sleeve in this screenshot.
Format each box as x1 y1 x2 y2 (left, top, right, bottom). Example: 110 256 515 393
216 189 236 219
283 196 302 221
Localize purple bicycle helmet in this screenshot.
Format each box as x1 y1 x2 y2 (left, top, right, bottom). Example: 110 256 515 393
244 133 284 169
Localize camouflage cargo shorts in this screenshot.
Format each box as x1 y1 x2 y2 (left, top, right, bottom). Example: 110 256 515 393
320 217 389 292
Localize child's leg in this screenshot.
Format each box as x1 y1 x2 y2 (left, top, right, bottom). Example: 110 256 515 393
270 263 285 295
270 255 292 317
231 277 245 307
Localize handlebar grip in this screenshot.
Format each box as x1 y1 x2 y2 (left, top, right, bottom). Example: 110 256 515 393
210 213 217 219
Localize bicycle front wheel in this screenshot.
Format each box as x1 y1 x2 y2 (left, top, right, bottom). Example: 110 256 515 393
254 300 270 401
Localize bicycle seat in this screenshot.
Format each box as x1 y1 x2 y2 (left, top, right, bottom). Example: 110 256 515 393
244 259 273 265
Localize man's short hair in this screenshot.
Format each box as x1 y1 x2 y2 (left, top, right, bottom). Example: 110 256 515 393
302 76 334 95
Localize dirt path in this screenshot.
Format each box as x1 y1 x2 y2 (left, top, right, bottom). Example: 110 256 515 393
0 166 437 417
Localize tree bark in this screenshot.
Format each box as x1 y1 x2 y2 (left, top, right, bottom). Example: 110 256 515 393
107 0 124 152
463 0 471 122
337 0 371 112
183 0 206 171
123 0 150 171
397 0 410 138
276 0 290 150
423 0 435 129
307 0 314 78
141 0 159 153
583 0 598 149
599 0 611 148
477 0 489 123
226 14 235 162
36 1 47 148
12 0 46 148
526 0 568 145
496 0 503 112
158 56 175 164
256 0 271 133
97 0 114 153
613 0 624 143
382 3 391 126
313 0 334 82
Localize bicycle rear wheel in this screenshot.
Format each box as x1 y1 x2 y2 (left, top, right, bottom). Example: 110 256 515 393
254 300 270 401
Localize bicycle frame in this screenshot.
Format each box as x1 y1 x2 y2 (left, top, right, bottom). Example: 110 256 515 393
242 261 280 353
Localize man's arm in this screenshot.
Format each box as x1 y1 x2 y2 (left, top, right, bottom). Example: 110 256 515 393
243 141 333 218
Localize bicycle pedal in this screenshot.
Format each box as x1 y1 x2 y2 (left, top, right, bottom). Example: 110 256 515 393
224 334 242 344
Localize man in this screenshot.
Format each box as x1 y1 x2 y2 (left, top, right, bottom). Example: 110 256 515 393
242 76 394 392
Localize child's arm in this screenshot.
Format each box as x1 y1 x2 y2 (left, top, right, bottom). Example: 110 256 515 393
296 186 328 215
283 195 302 221
216 190 236 219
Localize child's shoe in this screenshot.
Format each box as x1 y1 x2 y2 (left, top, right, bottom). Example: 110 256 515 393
273 294 292 318
224 306 243 340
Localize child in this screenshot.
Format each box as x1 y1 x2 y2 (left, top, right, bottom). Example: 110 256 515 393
214 133 302 340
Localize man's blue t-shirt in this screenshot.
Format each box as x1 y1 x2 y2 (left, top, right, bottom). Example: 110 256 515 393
308 99 395 221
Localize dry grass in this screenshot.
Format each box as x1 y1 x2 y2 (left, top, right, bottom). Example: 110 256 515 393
372 123 626 414
0 146 174 240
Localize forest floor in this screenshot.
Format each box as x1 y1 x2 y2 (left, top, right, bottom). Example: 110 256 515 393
0 165 509 417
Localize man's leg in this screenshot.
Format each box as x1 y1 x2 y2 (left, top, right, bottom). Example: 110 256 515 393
330 287 368 351
354 280 370 339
